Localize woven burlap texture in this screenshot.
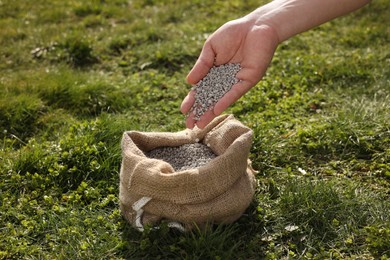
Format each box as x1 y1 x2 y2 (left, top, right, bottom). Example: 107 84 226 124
119 114 256 230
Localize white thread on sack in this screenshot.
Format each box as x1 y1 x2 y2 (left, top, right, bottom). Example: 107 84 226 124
132 197 152 211
134 209 145 231
132 197 152 232
132 197 186 232
167 222 186 232
153 221 186 232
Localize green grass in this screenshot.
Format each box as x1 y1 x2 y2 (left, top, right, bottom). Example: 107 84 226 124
1 0 389 258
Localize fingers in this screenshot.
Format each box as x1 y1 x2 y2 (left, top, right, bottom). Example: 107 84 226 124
182 91 215 129
180 90 195 114
185 112 196 129
184 42 216 129
211 26 278 115
194 109 216 129
186 43 215 85
188 69 261 128
184 79 251 129
213 80 253 116
186 109 216 129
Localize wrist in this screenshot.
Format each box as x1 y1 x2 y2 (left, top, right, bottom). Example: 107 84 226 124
243 3 286 44
241 11 282 46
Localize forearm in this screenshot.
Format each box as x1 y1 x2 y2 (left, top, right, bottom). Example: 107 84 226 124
245 0 371 42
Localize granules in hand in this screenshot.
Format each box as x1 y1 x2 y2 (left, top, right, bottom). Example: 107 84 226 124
190 63 241 120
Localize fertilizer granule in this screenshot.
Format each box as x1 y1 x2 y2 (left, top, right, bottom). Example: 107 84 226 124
146 143 217 171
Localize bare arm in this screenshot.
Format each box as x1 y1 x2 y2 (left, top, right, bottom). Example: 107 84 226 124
247 0 371 43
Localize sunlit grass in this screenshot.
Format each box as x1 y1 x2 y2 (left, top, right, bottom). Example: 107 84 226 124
0 0 389 258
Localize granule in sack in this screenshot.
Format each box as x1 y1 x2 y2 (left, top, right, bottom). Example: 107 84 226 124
146 143 217 171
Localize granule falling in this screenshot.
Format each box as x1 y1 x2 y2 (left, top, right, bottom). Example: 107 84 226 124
145 143 217 171
190 63 241 120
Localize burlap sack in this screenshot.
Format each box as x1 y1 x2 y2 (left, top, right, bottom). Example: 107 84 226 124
119 114 256 231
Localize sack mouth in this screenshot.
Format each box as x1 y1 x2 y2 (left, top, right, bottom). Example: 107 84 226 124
125 136 252 204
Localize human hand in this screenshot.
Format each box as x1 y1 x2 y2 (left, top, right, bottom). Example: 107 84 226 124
181 18 280 129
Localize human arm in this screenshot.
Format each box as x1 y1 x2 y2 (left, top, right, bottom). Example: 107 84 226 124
181 0 371 129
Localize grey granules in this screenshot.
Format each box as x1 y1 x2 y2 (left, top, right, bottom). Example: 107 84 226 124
191 63 241 120
146 143 217 171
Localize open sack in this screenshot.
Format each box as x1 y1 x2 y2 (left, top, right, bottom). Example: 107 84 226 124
119 114 257 231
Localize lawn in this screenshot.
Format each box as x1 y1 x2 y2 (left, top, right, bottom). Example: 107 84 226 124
0 0 389 258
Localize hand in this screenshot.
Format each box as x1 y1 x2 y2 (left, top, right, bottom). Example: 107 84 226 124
181 18 280 129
